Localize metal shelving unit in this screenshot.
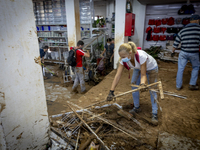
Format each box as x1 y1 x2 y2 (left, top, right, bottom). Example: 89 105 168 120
37 30 67 32
33 0 68 62
42 42 67 44
91 27 108 37
37 24 66 26
38 36 65 38
34 0 101 64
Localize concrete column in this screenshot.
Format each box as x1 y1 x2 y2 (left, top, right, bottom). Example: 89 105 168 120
65 0 81 48
131 0 146 48
0 0 49 149
114 0 126 69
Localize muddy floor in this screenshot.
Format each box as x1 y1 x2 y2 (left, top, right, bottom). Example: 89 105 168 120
44 60 200 149
44 63 109 116
43 64 94 116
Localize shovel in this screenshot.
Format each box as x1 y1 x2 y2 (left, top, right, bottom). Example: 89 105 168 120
41 63 58 77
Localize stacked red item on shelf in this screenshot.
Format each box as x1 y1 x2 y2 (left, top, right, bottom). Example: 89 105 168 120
159 35 166 41
153 27 161 33
162 18 168 24
153 35 159 41
160 27 167 33
146 26 152 33
152 35 167 41
182 18 190 25
155 19 162 26
167 17 175 26
148 19 155 25
148 17 175 26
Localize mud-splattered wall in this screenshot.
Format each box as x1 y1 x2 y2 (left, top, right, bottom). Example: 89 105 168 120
0 0 49 149
66 0 81 48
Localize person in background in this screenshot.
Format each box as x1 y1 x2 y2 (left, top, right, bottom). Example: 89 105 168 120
40 45 48 64
111 38 115 63
106 42 159 125
72 40 90 94
39 46 48 77
172 14 200 91
101 38 114 70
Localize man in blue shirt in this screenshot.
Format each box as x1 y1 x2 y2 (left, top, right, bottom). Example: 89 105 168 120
101 38 114 70
172 14 200 91
40 46 49 64
40 46 49 77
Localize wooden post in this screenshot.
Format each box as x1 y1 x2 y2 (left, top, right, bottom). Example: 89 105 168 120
158 81 164 100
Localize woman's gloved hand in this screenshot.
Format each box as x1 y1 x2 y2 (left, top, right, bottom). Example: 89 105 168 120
106 90 115 101
139 83 148 92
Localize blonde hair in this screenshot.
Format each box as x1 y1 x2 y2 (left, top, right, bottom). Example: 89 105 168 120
118 42 137 54
118 42 137 63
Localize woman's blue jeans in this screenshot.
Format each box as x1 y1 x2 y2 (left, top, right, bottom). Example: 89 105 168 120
131 67 158 115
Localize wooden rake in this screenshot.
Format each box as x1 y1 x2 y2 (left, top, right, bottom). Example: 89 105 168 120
85 81 164 109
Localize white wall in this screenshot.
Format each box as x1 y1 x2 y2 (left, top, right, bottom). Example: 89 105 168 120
131 0 146 48
0 0 49 149
94 1 107 18
106 0 115 38
106 0 115 19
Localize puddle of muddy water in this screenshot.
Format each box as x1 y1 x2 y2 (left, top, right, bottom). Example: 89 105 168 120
45 83 71 102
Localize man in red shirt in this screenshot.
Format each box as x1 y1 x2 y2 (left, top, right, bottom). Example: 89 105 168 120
72 40 90 94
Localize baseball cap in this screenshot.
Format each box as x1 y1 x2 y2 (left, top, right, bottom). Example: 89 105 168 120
190 14 200 21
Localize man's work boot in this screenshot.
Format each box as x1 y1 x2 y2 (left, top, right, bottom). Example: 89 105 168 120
71 88 78 94
189 85 199 91
176 86 182 91
152 114 158 126
80 90 87 94
129 107 141 115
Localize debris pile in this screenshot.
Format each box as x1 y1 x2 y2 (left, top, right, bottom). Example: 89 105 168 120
49 101 159 150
